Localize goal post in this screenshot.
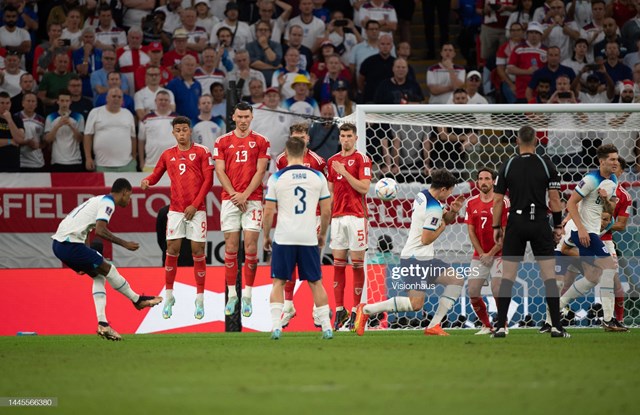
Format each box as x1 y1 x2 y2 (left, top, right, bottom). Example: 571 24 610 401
343 103 640 330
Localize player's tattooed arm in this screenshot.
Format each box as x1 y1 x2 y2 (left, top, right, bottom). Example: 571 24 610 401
95 220 140 251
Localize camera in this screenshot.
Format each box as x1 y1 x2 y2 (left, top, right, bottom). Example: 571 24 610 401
558 91 572 99
333 19 348 27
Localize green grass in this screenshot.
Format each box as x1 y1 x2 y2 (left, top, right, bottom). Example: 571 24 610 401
1 329 638 415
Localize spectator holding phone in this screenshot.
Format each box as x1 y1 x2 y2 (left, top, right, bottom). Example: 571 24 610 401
525 46 575 102
32 23 71 82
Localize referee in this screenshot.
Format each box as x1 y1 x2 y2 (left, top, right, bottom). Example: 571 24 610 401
492 125 569 338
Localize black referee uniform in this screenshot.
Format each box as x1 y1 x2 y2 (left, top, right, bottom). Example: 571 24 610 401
493 151 567 337
495 153 560 258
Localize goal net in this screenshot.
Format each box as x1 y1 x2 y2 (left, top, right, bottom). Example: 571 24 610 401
341 103 640 330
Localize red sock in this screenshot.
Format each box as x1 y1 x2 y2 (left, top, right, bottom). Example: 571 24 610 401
224 251 238 286
615 290 625 321
284 267 297 301
470 297 492 328
334 259 347 308
165 253 178 290
193 254 206 294
244 253 258 287
352 259 365 306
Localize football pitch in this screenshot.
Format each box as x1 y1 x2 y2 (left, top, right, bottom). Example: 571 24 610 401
1 329 637 415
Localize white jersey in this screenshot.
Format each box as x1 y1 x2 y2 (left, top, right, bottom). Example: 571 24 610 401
52 195 116 243
400 189 444 259
265 165 330 246
570 170 618 234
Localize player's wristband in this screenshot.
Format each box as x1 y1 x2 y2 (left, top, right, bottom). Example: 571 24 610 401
552 211 562 228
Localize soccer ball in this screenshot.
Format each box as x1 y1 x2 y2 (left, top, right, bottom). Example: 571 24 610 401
598 179 617 199
375 178 398 201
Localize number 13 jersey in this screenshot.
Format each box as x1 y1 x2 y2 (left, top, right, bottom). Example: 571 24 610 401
214 130 271 201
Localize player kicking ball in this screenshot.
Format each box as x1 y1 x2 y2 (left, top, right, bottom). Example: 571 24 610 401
263 137 333 340
141 116 214 320
354 169 465 337
52 179 163 341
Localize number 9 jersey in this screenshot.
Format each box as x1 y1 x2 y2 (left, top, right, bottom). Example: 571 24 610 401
213 130 271 201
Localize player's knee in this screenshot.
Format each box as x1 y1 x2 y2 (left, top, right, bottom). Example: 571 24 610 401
409 297 423 311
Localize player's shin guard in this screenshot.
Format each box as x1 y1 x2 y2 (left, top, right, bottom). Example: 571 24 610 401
333 259 347 309
243 253 258 298
600 269 616 321
224 251 238 297
470 297 492 328
92 275 107 323
544 279 562 331
165 253 178 290
352 259 365 305
615 288 625 321
193 255 206 295
363 296 413 314
428 285 462 329
270 302 284 331
496 279 514 329
105 265 138 301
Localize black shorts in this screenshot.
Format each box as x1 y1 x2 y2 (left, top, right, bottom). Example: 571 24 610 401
502 215 555 259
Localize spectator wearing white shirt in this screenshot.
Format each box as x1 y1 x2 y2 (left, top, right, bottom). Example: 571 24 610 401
195 0 220 34
325 11 362 67
0 51 26 97
84 87 137 172
227 49 267 97
0 5 31 68
194 46 227 96
179 7 209 53
358 0 397 37
580 0 607 61
138 91 178 171
192 94 226 155
426 43 466 104
17 92 45 172
134 65 176 121
541 0 582 61
44 89 85 172
447 71 489 104
284 0 325 53
251 86 292 170
209 2 253 51
94 5 127 52
250 0 292 43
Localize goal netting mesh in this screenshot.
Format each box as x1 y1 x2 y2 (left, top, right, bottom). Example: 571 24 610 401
338 104 640 330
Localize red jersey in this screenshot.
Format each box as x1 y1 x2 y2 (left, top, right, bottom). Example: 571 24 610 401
162 50 199 69
144 143 214 212
275 149 327 175
327 150 372 218
213 130 271 201
601 185 632 241
465 194 510 257
507 41 547 99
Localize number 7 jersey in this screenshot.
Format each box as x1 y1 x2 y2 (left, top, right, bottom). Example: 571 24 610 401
213 130 271 201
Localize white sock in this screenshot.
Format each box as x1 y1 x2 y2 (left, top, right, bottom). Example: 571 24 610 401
363 297 413 314
270 302 283 331
283 299 294 312
428 285 462 329
228 285 237 298
105 265 138 302
336 306 344 311
196 293 203 303
315 304 332 332
600 269 616 321
242 286 252 299
165 289 174 301
92 276 107 323
561 278 596 308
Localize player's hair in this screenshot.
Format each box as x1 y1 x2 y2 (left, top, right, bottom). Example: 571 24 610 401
431 169 457 189
476 167 496 180
339 123 356 134
364 19 380 29
517 125 536 145
172 116 192 128
597 143 618 159
618 157 628 171
285 136 306 158
453 88 467 95
57 89 71 98
3 5 18 14
234 101 253 113
21 91 38 101
289 122 309 135
0 91 11 99
155 90 170 98
111 178 132 193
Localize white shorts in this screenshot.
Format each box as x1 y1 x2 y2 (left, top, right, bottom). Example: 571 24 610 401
329 216 368 251
166 210 207 242
220 200 263 233
469 258 503 280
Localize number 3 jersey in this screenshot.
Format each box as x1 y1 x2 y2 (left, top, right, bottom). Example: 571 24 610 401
265 165 330 246
144 143 214 212
213 130 271 201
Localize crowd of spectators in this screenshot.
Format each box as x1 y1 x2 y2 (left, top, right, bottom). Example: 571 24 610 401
0 0 638 182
